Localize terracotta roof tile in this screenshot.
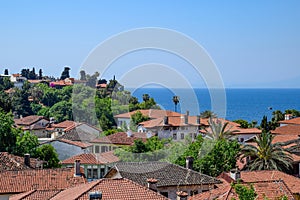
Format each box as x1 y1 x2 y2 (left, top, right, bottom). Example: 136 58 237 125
14 115 47 126
57 128 98 142
51 120 76 129
61 151 119 165
0 168 86 194
10 189 62 200
272 125 300 135
279 117 300 125
221 170 300 194
55 138 92 148
91 132 147 145
189 180 295 200
50 178 169 200
0 152 43 172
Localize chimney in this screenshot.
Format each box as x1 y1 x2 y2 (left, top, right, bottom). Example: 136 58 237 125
147 178 158 192
163 116 168 125
186 156 194 170
184 115 188 125
24 153 30 167
285 114 293 120
74 159 81 176
176 191 188 200
126 130 132 137
230 169 241 181
186 110 189 116
89 191 102 200
196 115 200 125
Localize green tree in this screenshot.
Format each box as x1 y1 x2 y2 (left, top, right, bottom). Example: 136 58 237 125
13 131 39 156
0 92 12 112
205 118 238 140
35 144 60 168
232 183 257 200
38 69 43 79
284 109 300 117
200 110 217 118
233 119 250 128
0 110 18 153
130 111 150 126
49 100 73 123
240 131 293 171
196 139 240 177
0 76 13 91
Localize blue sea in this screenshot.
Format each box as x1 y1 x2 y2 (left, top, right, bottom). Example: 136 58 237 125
128 88 300 123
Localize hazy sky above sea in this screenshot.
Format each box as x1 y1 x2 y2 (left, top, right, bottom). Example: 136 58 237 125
1 1 300 88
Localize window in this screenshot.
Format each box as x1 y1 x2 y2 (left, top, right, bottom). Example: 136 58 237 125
190 190 198 196
160 192 168 198
95 146 100 153
87 169 92 179
180 133 185 140
101 146 108 153
100 168 105 178
92 169 98 179
173 133 177 140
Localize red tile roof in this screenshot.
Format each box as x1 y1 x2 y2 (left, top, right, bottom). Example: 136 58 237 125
114 109 181 119
272 125 300 135
14 115 47 126
0 152 43 172
50 178 169 200
221 170 300 194
61 151 119 165
279 117 300 125
189 180 294 200
140 115 201 128
55 138 92 148
0 168 86 194
10 189 62 200
91 132 147 145
52 120 76 129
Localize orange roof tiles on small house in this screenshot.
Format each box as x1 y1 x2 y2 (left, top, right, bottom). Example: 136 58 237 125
272 124 300 135
14 115 47 126
51 120 76 129
219 170 300 195
61 151 119 165
279 117 300 125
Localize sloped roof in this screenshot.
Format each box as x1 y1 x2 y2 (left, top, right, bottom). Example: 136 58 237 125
49 178 169 200
54 138 92 148
189 180 294 200
114 109 181 119
0 152 42 172
52 120 76 128
105 162 221 187
272 125 300 135
278 117 300 125
14 115 48 126
91 132 147 145
10 189 62 200
220 170 300 194
61 151 119 165
0 168 86 194
140 115 201 128
57 129 98 142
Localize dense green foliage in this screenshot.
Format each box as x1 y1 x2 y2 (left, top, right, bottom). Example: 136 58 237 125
232 183 257 200
200 110 217 118
233 119 250 128
35 144 60 168
0 110 18 153
240 131 293 171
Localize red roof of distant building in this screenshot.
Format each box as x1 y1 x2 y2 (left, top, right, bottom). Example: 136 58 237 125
279 117 300 125
115 109 181 119
14 115 47 126
61 151 119 165
272 125 300 135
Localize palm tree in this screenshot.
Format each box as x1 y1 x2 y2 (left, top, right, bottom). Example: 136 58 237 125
172 96 179 112
200 110 217 118
240 131 293 171
205 118 238 140
142 94 150 102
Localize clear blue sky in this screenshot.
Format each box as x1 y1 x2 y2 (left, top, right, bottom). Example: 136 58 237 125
1 0 300 88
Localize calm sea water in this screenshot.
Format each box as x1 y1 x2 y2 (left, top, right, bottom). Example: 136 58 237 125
128 88 300 123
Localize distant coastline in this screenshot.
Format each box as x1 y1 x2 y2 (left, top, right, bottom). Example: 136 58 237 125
128 88 300 123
